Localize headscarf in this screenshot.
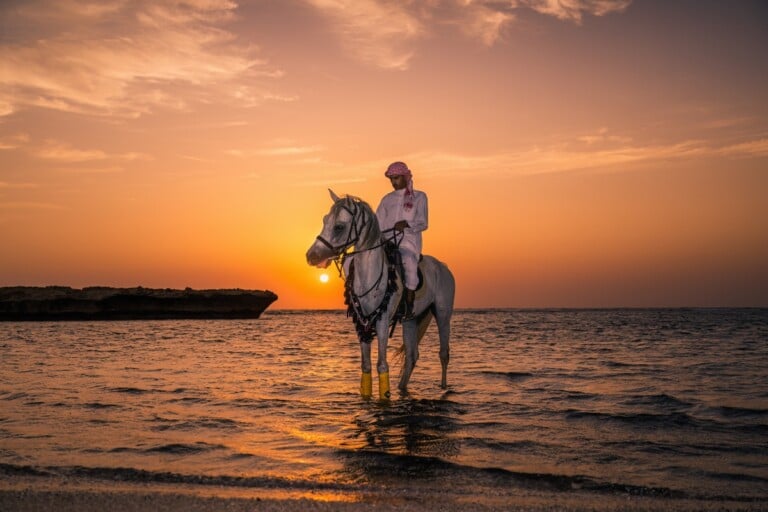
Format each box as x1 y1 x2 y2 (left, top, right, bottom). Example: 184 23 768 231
385 161 414 211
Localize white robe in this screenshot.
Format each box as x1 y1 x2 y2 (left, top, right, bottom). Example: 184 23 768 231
376 188 428 289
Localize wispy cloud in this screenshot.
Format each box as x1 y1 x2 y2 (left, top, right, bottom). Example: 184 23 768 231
254 145 326 157
302 0 632 69
521 0 633 23
292 176 368 188
576 127 633 145
717 138 768 158
0 181 38 190
35 140 149 163
0 133 30 150
304 0 422 70
0 0 285 118
406 134 767 177
227 141 325 158
461 5 514 46
0 201 64 210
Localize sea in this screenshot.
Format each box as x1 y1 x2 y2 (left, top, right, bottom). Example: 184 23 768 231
1 309 767 505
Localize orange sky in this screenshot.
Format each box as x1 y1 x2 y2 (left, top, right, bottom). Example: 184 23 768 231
1 0 767 309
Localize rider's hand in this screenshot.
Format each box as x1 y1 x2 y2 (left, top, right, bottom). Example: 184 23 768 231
394 220 409 232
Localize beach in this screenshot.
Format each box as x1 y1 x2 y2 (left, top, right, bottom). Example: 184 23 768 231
3 474 766 511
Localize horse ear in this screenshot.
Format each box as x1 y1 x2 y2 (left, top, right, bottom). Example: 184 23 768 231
328 189 341 203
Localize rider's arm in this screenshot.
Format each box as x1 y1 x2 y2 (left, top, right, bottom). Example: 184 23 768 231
405 192 428 234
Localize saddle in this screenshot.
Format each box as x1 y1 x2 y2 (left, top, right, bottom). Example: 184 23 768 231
384 242 424 289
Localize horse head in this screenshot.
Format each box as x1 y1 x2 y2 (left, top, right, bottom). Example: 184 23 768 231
306 189 379 268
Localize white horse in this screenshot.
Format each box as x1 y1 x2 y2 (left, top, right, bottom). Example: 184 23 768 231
306 190 455 400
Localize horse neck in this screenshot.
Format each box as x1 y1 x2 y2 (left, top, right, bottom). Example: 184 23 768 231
352 203 380 251
349 232 385 288
348 245 387 314
347 209 388 305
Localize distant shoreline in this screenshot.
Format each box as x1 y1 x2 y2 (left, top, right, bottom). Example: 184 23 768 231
0 286 278 321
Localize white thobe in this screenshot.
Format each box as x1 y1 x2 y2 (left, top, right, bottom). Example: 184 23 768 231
376 188 428 290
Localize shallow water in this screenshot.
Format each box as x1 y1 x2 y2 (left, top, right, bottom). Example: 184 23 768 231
1 309 767 502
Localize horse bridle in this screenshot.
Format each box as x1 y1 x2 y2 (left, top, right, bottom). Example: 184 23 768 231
315 197 367 257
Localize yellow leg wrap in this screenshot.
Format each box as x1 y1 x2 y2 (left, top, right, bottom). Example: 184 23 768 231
360 372 372 398
379 371 391 400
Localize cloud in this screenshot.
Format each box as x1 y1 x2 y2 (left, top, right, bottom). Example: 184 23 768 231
302 1 632 69
405 134 767 177
35 140 149 163
0 181 38 190
254 145 326 157
226 141 325 158
0 201 64 210
0 0 285 118
303 0 423 70
292 176 367 188
718 138 768 158
576 127 633 145
521 0 633 23
0 133 30 150
461 5 514 46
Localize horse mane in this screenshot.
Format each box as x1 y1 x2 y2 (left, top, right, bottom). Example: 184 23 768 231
337 195 381 249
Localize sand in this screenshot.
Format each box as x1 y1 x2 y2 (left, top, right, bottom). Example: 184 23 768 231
1 475 765 512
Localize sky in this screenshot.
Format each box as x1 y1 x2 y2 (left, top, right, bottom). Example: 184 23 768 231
1 0 767 309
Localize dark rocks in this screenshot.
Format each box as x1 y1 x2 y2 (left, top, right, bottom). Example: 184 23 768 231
0 286 278 321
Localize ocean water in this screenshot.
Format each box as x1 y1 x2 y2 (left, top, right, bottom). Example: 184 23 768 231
1 309 767 504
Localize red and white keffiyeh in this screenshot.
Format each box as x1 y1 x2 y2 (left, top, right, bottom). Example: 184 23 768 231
385 161 414 211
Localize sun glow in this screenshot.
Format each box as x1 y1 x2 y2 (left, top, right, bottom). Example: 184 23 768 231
319 273 329 284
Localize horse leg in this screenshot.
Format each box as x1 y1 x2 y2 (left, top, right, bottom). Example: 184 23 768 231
375 319 391 400
435 306 452 389
398 318 420 392
359 341 372 398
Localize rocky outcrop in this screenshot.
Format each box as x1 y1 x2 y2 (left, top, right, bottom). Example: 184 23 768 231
0 286 278 321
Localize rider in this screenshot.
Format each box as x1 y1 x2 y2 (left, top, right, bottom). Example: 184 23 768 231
375 161 428 320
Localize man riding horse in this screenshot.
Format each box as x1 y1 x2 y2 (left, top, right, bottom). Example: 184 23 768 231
306 162 454 400
376 162 427 320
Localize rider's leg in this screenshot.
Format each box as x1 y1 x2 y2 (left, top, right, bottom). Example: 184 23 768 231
401 250 419 319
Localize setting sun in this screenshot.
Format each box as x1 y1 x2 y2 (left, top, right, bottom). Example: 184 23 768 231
319 273 329 284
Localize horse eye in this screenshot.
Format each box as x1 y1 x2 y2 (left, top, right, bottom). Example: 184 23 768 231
333 223 345 233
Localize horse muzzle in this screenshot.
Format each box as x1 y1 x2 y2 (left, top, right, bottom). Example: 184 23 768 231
306 242 334 268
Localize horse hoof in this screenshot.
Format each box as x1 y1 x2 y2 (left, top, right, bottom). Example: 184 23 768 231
379 372 391 400
360 372 372 397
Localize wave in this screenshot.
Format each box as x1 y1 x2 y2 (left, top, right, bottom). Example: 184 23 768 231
620 393 693 409
713 405 768 419
150 416 243 432
82 402 121 409
565 409 705 428
336 448 689 498
103 442 228 456
108 386 157 395
0 463 354 491
1 451 766 502
480 370 534 381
